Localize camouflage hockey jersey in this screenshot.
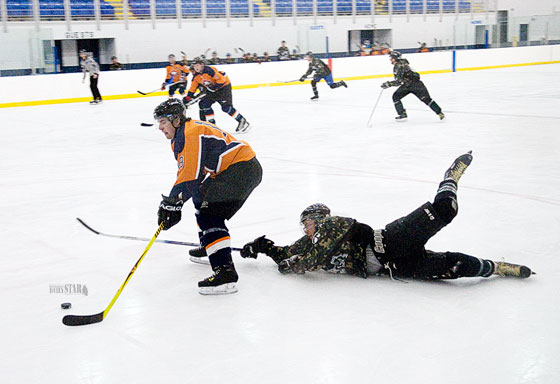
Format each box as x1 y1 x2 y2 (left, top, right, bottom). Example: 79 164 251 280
387 58 420 87
267 216 385 278
302 58 332 79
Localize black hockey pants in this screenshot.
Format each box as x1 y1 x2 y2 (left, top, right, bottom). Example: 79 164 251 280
381 201 493 279
392 81 441 115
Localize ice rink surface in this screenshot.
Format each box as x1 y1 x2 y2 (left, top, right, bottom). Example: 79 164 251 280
1 64 559 383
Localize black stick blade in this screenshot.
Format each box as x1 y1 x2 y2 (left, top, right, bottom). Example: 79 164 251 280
63 312 104 326
137 91 148 95
76 218 100 235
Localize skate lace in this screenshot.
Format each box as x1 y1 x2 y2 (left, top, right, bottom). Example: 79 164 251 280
494 258 519 277
383 262 408 283
449 162 467 180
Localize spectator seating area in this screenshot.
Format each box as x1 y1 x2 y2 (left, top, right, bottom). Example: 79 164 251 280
5 0 471 20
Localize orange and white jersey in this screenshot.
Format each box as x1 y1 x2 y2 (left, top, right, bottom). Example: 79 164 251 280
169 119 256 199
188 66 231 94
165 63 189 83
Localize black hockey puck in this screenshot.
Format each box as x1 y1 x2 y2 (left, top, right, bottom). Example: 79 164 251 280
61 302 71 310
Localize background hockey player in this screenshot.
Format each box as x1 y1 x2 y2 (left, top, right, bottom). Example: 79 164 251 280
381 50 444 120
162 54 189 98
154 99 262 294
183 57 250 133
240 152 533 281
299 52 347 100
79 50 102 104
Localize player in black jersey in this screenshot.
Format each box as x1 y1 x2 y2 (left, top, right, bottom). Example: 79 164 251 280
299 52 347 100
382 51 444 121
240 152 533 281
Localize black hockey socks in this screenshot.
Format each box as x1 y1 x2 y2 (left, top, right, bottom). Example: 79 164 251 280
433 151 473 223
426 256 533 279
394 100 406 116
450 253 494 278
420 252 494 279
427 99 442 114
434 180 458 224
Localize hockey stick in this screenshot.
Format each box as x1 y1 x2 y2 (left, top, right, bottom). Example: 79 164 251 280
76 218 242 251
62 222 164 326
366 88 385 127
184 93 206 108
277 76 310 83
137 80 183 96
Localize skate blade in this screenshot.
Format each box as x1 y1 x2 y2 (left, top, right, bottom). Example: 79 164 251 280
189 256 210 265
199 283 238 295
236 124 252 134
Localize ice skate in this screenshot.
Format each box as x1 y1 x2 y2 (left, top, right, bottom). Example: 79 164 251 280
438 112 445 120
444 151 473 183
198 265 239 295
493 261 533 278
89 100 97 104
189 246 210 265
395 112 407 121
235 117 251 133
340 80 348 88
310 95 319 101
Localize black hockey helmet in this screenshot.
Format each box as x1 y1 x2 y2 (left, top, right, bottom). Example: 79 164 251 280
389 50 402 60
192 57 204 65
153 98 186 124
168 53 175 59
304 51 313 58
300 203 330 225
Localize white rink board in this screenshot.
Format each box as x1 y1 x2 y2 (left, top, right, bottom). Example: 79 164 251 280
1 45 559 104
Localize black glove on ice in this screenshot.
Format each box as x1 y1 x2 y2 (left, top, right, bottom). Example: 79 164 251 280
240 235 274 258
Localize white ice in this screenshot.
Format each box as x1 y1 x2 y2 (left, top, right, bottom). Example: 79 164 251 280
1 64 559 384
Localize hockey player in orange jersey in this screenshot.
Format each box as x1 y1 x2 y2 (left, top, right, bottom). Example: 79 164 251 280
161 54 189 98
154 99 262 295
183 57 250 133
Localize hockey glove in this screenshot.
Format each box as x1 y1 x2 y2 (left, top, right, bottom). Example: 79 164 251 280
161 82 168 90
182 96 193 108
278 256 305 274
241 235 274 258
157 194 184 230
381 82 390 89
299 76 306 82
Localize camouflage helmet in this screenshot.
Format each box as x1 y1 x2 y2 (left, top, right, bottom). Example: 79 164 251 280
300 203 330 224
192 56 204 65
304 51 313 58
153 98 186 124
389 50 402 60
